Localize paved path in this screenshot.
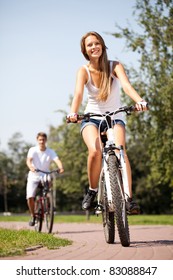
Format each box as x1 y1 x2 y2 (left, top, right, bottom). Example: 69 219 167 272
0 222 173 260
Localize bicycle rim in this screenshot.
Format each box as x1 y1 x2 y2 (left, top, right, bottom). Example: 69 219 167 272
44 190 54 233
108 154 130 247
34 198 43 232
100 168 115 244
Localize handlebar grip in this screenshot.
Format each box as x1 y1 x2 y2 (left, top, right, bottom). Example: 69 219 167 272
66 114 79 123
130 105 136 111
66 117 71 123
131 103 149 112
78 114 86 120
66 114 89 123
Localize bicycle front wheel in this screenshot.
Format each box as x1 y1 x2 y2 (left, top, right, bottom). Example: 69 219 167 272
34 197 43 232
99 168 115 244
108 154 130 247
44 190 54 233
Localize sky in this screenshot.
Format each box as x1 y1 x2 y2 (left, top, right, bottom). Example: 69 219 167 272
0 0 141 151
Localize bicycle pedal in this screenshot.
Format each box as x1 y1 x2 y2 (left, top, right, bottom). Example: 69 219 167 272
95 205 103 215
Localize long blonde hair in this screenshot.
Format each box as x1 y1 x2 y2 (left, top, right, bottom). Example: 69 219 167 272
80 31 111 101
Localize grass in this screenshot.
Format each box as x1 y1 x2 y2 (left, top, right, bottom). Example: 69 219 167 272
128 215 173 225
0 227 72 257
0 213 173 225
0 213 172 257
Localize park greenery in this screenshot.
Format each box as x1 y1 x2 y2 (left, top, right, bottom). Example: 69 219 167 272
0 0 173 214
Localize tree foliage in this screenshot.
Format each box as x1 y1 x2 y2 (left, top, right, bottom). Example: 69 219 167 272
111 0 173 213
0 133 31 212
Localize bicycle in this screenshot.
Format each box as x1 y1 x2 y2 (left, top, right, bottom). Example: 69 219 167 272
67 105 141 246
34 169 59 233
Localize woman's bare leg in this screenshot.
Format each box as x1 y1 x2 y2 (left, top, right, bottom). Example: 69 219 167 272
82 124 102 189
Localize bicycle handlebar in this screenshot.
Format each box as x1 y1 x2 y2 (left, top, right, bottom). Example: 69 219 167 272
35 169 59 174
66 105 137 123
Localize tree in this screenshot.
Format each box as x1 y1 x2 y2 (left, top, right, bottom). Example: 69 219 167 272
0 152 14 212
111 0 173 213
0 133 33 212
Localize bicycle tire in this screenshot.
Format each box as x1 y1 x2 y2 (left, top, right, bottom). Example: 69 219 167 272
108 153 130 247
34 197 43 232
99 168 115 244
44 190 54 233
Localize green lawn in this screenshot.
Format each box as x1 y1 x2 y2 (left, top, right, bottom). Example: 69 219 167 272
0 227 72 257
0 213 173 224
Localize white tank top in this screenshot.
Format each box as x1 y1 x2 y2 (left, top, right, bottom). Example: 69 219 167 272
83 62 125 121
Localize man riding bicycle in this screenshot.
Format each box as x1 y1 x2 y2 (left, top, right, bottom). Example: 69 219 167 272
26 132 64 226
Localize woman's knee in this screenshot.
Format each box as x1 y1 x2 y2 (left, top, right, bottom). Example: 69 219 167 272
89 149 102 160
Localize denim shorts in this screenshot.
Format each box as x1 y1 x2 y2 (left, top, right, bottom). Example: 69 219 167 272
80 118 125 134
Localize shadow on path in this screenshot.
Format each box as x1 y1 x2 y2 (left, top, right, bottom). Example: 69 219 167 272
130 239 173 248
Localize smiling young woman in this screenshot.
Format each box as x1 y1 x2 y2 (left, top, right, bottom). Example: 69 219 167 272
68 31 148 214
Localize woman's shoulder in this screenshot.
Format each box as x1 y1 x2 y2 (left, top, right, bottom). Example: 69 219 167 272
110 60 125 73
74 65 89 86
79 64 90 73
77 65 89 79
109 60 122 67
77 65 88 73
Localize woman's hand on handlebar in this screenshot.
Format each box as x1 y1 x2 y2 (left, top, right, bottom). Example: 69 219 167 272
135 100 148 111
66 113 78 123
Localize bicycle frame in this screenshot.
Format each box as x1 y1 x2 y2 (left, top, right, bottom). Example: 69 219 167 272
34 169 58 233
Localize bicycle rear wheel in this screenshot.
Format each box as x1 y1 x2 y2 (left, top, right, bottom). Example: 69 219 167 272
44 190 54 233
34 197 43 232
108 153 130 247
99 168 115 244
